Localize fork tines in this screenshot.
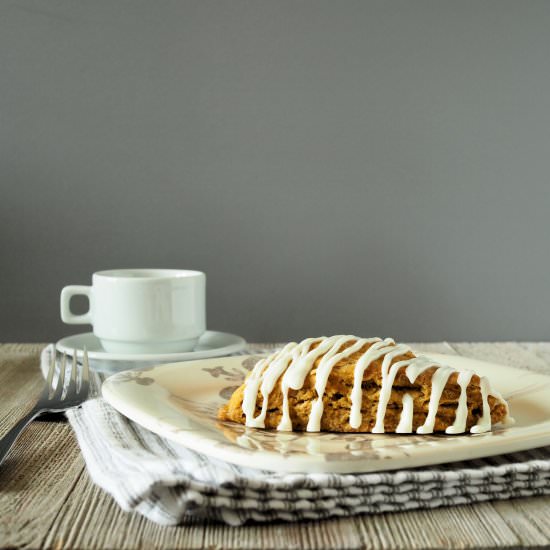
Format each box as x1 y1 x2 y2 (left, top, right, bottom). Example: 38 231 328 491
48 348 90 403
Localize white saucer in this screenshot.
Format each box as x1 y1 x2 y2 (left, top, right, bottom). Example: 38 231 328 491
56 331 247 373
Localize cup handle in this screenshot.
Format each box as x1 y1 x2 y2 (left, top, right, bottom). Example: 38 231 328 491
60 286 92 324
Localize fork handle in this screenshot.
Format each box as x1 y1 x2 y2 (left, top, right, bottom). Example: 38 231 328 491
0 409 41 467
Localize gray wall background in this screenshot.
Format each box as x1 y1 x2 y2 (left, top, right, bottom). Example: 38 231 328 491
1 0 550 344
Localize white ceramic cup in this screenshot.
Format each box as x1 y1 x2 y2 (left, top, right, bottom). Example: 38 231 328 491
60 269 206 354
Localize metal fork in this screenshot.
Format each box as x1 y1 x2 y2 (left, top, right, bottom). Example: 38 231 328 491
0 349 89 466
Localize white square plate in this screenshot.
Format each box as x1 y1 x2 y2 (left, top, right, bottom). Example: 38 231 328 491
102 353 550 473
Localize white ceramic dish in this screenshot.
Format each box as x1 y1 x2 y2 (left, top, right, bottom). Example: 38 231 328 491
102 353 550 473
56 330 246 373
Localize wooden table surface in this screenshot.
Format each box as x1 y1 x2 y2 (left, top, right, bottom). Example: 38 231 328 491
1 342 550 549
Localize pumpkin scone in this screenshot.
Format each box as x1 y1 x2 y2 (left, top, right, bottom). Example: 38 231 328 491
218 336 512 434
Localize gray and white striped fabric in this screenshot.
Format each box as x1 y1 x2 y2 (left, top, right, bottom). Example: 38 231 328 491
42 345 550 526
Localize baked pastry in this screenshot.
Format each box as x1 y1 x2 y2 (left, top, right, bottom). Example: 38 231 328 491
218 336 512 434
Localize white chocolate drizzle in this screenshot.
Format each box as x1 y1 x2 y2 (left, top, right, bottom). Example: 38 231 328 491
417 367 454 434
396 393 414 433
470 376 492 434
445 370 473 434
241 336 510 434
308 336 377 432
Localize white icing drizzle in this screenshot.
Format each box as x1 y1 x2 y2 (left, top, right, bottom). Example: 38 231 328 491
308 337 361 431
309 336 381 432
445 370 474 434
471 376 492 434
242 342 297 427
417 367 454 434
241 336 509 434
372 350 412 433
373 354 441 433
396 393 414 433
278 336 344 431
349 338 396 429
405 356 440 384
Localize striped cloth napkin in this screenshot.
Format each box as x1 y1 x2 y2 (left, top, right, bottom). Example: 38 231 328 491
42 345 550 526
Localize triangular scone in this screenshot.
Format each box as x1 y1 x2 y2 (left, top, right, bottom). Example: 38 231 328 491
218 336 512 434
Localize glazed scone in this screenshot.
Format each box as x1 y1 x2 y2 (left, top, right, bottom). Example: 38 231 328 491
218 336 512 434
